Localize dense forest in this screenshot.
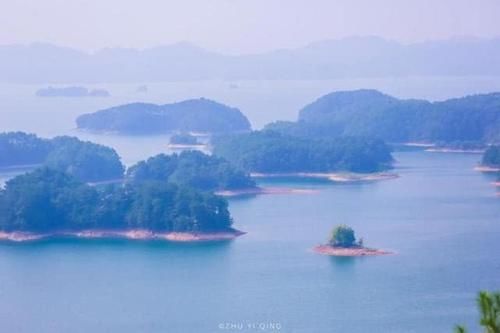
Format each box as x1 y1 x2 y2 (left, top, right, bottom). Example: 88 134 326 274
0 132 52 167
0 168 233 233
212 130 393 173
265 90 500 143
76 98 251 135
0 132 124 182
44 136 124 182
127 151 255 191
482 145 500 167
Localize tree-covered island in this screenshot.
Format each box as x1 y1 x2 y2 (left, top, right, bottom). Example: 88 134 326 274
0 132 52 167
314 224 391 256
169 133 200 146
212 130 394 174
480 145 500 170
265 90 500 144
0 132 125 182
126 151 256 191
0 168 241 242
76 98 251 135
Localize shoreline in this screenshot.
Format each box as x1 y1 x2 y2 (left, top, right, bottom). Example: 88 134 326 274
425 148 485 154
0 229 245 243
167 143 208 149
313 244 392 257
250 172 399 183
402 142 436 148
474 165 500 172
215 187 319 197
0 163 42 171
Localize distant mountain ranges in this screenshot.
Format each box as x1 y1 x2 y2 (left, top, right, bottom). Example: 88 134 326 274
2 37 500 83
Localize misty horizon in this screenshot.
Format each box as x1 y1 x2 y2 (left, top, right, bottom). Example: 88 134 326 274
2 0 500 54
2 34 500 55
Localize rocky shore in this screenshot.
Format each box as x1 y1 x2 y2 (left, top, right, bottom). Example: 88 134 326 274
474 165 500 172
215 187 319 197
313 244 392 257
425 148 484 154
250 172 398 183
0 229 245 242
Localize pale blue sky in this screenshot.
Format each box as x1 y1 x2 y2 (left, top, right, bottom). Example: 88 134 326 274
2 0 500 53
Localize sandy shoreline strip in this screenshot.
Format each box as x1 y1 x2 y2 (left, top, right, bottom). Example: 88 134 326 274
250 172 398 183
425 148 484 154
167 143 208 149
402 142 436 148
215 187 319 197
0 229 245 242
474 165 500 172
313 245 392 257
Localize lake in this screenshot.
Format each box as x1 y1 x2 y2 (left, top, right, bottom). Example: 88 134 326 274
0 79 500 332
0 151 499 333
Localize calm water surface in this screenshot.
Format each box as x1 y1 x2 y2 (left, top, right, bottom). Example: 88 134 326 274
1 79 500 332
0 151 499 333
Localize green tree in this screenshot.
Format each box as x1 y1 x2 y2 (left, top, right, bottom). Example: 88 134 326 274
329 225 356 248
212 130 393 173
482 146 500 167
455 291 500 333
45 136 125 182
0 168 234 233
127 151 255 191
0 132 125 182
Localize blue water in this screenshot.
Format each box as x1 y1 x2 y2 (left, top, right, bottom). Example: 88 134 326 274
1 79 500 332
0 151 499 333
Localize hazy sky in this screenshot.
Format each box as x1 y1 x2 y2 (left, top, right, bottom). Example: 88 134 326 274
2 0 500 54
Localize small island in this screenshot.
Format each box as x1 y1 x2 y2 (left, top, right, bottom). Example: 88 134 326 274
76 98 251 135
168 133 203 148
314 225 391 257
36 86 110 97
0 168 242 242
136 85 148 93
476 145 500 172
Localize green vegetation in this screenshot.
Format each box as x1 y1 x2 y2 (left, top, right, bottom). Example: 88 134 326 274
0 132 124 182
212 130 393 173
45 136 124 182
265 90 500 143
76 98 251 134
0 132 52 167
329 225 357 248
454 291 500 333
169 133 199 145
0 168 233 233
482 146 500 167
127 151 256 191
